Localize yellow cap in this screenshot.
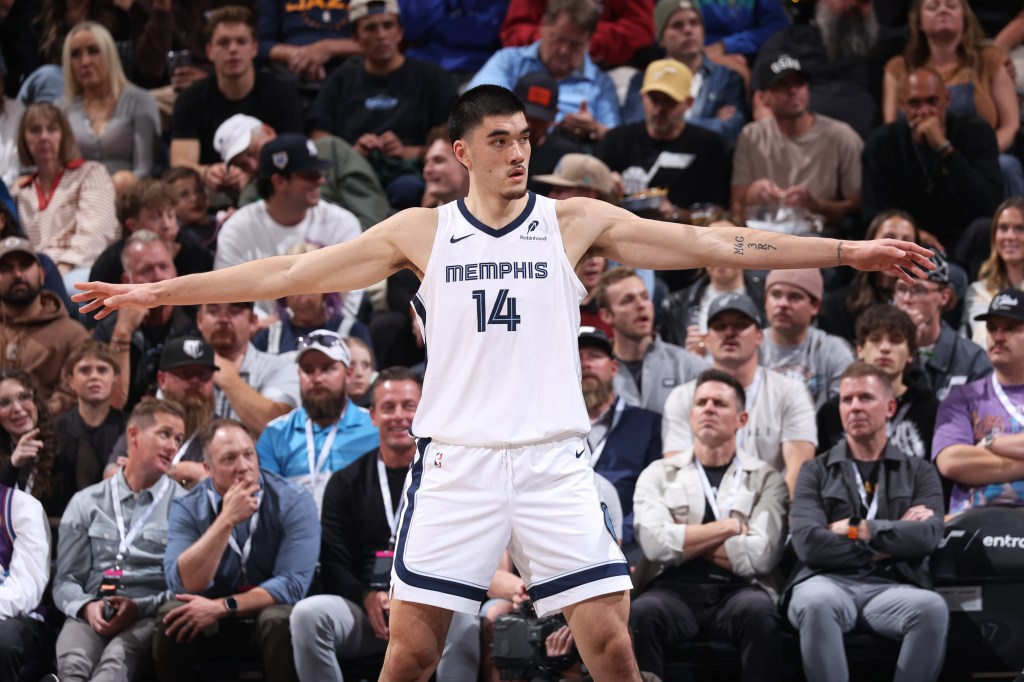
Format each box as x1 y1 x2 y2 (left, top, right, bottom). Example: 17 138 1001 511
640 59 693 102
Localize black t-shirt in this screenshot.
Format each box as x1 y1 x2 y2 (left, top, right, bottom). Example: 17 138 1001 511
597 122 731 209
308 57 457 147
55 408 127 493
385 465 406 515
171 70 304 164
621 359 644 392
88 231 214 285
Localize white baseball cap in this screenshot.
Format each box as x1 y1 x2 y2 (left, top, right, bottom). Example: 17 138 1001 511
214 114 263 166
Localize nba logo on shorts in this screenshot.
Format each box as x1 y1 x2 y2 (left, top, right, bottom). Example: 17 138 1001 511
434 452 443 468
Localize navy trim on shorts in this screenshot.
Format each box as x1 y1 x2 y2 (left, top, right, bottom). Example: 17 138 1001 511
457 192 537 238
394 439 490 603
526 562 631 602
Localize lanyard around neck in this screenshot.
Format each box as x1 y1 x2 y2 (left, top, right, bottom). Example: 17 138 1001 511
849 461 880 520
377 456 401 543
110 475 172 563
992 374 1024 428
207 486 262 584
305 415 341 494
694 457 743 520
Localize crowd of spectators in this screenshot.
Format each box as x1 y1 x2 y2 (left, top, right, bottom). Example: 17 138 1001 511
1 0 1023 679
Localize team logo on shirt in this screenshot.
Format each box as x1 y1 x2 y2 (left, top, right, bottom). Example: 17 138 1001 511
434 452 443 468
520 220 546 241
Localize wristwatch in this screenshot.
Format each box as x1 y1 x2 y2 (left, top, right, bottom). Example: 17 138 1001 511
224 596 238 616
847 516 862 540
980 434 996 450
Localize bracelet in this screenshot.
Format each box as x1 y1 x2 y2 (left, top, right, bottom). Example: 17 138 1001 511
110 337 131 352
932 140 952 155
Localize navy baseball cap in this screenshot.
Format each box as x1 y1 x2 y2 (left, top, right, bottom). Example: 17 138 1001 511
259 134 331 179
515 72 559 123
578 326 614 357
975 288 1024 323
707 293 763 327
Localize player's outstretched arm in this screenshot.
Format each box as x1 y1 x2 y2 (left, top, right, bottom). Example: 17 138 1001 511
73 210 430 319
560 199 933 282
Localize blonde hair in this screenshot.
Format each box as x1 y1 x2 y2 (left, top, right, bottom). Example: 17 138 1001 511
978 197 1024 294
62 22 128 101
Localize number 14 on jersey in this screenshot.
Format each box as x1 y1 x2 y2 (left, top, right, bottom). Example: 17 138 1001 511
472 289 521 332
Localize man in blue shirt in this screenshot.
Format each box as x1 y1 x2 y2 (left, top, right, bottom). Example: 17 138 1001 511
257 330 379 516
469 0 620 142
153 418 320 682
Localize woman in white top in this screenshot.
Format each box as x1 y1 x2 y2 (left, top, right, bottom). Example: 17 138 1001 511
965 197 1024 345
0 84 25 189
60 21 160 192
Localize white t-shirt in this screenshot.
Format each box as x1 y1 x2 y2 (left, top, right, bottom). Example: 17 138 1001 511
662 367 817 474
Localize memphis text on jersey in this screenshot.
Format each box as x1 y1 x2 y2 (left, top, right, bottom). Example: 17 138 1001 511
445 261 549 282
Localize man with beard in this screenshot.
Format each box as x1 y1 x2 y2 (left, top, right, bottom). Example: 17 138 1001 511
196 301 299 435
598 58 731 222
93 231 200 412
104 337 221 489
256 331 379 516
0 236 89 415
595 267 704 414
755 0 905 138
578 327 661 545
732 55 863 234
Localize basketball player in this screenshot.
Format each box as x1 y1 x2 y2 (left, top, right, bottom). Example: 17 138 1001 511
75 85 932 682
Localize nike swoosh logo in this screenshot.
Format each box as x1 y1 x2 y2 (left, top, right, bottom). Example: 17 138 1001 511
576 448 586 458
450 234 473 244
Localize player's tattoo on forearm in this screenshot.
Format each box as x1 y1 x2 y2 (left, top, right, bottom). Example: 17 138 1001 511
746 243 776 251
734 235 744 256
837 240 844 266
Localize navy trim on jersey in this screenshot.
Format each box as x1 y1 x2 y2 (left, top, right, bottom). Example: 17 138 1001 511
526 561 630 601
394 439 490 603
457 192 537 239
411 294 427 330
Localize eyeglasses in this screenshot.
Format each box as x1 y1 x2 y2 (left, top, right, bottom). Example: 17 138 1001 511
0 391 33 410
893 283 943 298
297 332 344 352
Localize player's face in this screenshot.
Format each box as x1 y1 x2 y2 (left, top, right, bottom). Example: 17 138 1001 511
371 379 420 453
206 22 257 78
204 424 259 494
0 379 37 438
123 241 177 285
839 375 895 440
128 412 185 478
602 275 654 341
690 380 746 446
706 312 762 366
987 316 1024 371
423 139 468 204
995 206 1024 265
660 9 704 59
68 355 117 406
765 283 819 336
857 332 912 379
458 113 531 201
539 12 590 79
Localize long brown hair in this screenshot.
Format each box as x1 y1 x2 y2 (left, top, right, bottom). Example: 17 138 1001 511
0 369 58 502
904 0 987 74
978 197 1024 294
846 210 921 318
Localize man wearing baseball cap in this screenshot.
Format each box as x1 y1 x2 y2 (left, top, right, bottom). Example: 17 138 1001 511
760 268 855 410
732 53 864 232
213 134 362 318
213 114 388 231
621 0 746 144
308 0 459 210
0 236 90 414
598 58 730 223
515 71 585 197
255 330 378 516
663 292 818 495
935 289 1024 515
892 252 991 402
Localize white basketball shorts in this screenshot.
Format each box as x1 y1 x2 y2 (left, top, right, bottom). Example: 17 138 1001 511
391 435 631 617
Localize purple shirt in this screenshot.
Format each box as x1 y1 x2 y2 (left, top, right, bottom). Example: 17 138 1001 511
932 376 1024 513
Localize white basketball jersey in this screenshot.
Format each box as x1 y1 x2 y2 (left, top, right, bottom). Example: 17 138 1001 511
411 193 590 446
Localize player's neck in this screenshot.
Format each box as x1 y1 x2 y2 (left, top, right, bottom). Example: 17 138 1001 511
613 332 652 362
379 445 414 470
78 400 111 428
846 433 887 462
462 189 529 230
694 440 736 468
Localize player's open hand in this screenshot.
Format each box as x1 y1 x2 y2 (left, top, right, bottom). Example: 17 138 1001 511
843 239 935 285
72 282 161 320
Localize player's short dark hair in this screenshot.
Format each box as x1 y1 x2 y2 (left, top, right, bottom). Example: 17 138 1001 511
370 366 422 408
855 304 919 356
449 85 525 143
695 368 746 411
840 361 894 398
593 266 640 311
204 5 257 44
